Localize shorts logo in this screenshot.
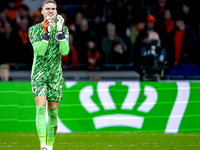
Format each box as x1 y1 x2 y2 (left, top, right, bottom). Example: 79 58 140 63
32 87 37 93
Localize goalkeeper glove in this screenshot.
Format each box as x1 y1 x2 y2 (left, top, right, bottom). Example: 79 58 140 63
55 15 65 41
56 15 64 34
42 17 52 42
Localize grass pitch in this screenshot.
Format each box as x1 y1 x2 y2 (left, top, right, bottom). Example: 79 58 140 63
0 132 199 150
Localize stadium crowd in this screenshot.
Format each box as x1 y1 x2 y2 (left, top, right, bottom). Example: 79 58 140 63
0 0 200 75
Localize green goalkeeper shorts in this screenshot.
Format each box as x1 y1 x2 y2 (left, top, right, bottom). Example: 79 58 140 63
31 80 63 102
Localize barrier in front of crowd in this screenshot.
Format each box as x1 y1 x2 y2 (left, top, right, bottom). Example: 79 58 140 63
0 81 199 133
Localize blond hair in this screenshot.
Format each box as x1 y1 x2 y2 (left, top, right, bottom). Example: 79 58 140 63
42 0 57 8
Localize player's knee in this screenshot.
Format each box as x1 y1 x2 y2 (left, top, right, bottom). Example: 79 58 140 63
35 96 47 107
36 105 46 116
48 101 59 110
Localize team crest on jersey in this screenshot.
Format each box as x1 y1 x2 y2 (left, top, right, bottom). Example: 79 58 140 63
32 87 37 93
30 35 34 41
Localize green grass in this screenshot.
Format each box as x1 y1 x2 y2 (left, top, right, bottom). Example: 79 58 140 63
0 132 200 150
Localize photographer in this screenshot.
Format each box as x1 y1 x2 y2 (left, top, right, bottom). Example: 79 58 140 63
140 31 166 81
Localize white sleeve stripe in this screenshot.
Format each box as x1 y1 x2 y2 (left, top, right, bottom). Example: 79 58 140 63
42 40 48 43
59 39 66 41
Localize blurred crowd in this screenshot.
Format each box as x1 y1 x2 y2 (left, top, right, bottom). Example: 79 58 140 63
1 0 200 76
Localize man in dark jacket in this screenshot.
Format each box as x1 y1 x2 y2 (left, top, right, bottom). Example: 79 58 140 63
73 18 96 65
165 14 197 66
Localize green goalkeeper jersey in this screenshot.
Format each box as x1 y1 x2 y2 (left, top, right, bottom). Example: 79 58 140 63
28 22 69 82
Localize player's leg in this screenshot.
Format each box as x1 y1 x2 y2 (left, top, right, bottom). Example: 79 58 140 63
47 101 59 150
46 82 62 150
32 81 48 149
35 96 47 149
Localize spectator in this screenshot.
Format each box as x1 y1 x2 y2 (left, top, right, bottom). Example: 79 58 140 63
135 14 157 48
32 8 43 25
123 2 134 27
16 4 32 28
86 39 101 70
164 8 174 34
166 14 197 66
180 1 199 33
126 17 145 63
134 14 160 66
120 1 141 43
0 7 10 34
0 64 12 81
1 0 200 73
16 17 33 69
108 41 127 64
68 11 83 32
90 14 106 46
181 2 190 25
18 18 29 46
73 18 96 65
104 6 121 27
6 0 19 22
62 32 79 70
101 22 127 63
151 0 167 23
167 0 198 33
160 8 175 49
0 22 19 69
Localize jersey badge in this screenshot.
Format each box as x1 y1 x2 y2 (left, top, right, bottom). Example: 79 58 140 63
30 35 34 41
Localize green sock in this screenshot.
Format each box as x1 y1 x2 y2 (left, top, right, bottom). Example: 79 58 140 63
36 105 46 145
47 109 58 147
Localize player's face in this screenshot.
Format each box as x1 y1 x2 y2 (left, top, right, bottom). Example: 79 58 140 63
41 3 57 20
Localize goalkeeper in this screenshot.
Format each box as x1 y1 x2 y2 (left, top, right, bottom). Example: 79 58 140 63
28 0 69 150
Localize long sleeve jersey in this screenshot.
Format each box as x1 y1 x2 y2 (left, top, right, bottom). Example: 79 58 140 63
28 22 69 82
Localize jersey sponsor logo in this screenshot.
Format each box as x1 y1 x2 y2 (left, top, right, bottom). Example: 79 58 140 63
32 87 37 93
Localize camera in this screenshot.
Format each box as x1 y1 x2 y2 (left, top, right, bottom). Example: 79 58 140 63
140 39 166 81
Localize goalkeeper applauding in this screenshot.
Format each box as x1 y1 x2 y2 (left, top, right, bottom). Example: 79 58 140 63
28 0 69 150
